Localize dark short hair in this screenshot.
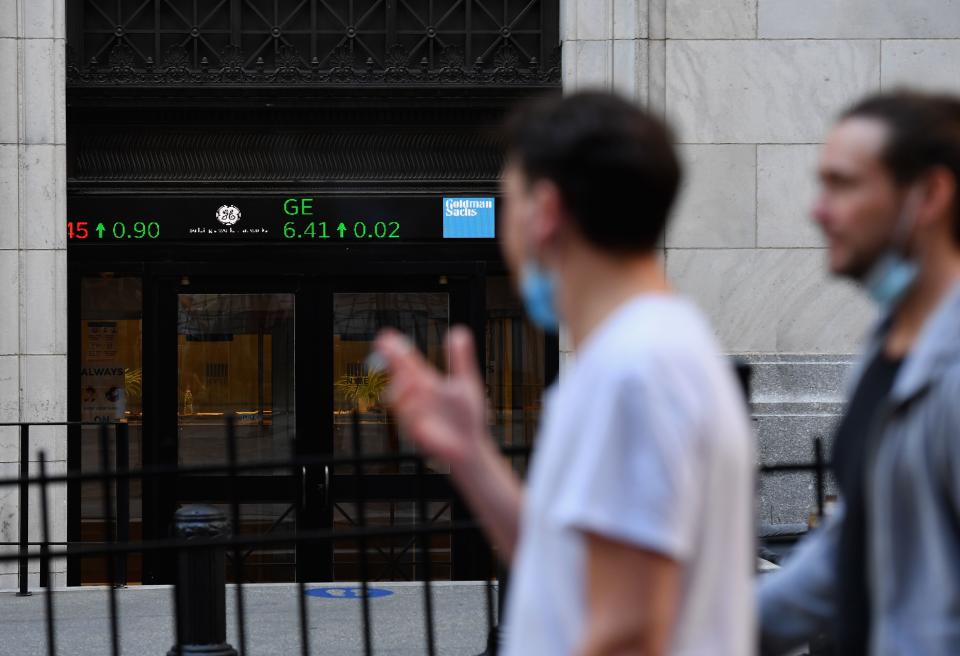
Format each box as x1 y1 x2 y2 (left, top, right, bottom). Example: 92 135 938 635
502 91 681 253
842 91 960 244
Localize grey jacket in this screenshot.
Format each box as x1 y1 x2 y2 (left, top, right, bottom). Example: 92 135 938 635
759 280 960 656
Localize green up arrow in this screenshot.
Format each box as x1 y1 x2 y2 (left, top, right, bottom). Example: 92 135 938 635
337 222 347 238
96 223 106 239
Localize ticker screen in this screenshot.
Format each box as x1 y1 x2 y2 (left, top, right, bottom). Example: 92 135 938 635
66 196 497 243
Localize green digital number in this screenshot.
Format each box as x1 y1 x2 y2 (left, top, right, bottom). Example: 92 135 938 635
284 219 394 240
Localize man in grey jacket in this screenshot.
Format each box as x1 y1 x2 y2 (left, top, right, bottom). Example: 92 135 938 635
759 92 960 655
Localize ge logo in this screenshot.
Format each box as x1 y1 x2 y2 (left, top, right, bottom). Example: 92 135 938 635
216 204 241 226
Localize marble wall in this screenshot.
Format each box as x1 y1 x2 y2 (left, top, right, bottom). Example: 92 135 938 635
560 0 960 524
0 0 68 588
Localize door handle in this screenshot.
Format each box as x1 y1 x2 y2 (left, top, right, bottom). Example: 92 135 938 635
301 466 307 509
302 465 331 509
321 465 330 509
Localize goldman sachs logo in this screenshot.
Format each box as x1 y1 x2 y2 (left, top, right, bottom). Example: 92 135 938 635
442 197 496 239
443 198 493 217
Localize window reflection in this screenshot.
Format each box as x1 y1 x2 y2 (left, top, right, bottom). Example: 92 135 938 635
330 292 452 580
332 292 449 474
79 274 143 584
177 293 296 470
485 277 545 461
175 293 297 583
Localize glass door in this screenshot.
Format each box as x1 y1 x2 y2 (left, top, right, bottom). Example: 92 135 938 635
330 291 451 581
323 280 487 582
149 275 501 584
174 290 299 582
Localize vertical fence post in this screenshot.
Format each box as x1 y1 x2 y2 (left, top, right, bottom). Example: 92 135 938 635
814 437 825 520
99 422 121 656
17 424 31 597
224 414 248 656
291 437 310 656
415 457 437 656
115 422 130 587
40 542 49 588
37 452 57 656
167 505 237 656
351 409 373 656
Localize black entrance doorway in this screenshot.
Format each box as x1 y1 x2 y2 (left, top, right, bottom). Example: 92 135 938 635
69 255 556 585
145 274 481 583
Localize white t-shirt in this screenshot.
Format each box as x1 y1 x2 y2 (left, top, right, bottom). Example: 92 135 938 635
502 294 756 656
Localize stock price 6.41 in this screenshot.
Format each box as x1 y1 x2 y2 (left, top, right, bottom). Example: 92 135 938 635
282 220 400 240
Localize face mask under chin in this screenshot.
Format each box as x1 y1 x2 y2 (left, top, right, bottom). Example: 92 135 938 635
516 199 560 333
861 189 922 312
863 253 919 311
520 260 559 333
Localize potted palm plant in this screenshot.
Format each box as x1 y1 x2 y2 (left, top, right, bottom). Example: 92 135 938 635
334 369 389 413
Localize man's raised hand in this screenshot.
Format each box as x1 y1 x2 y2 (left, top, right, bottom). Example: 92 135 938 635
375 326 488 471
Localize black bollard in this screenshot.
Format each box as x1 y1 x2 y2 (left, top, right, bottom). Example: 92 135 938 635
167 505 238 656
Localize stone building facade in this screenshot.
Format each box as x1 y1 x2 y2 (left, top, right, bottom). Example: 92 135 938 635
0 0 959 588
560 0 960 525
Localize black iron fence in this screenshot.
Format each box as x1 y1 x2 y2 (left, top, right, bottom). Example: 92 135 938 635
0 416 505 655
1 418 831 655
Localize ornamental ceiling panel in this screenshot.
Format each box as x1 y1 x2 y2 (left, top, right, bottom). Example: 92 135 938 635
67 0 560 86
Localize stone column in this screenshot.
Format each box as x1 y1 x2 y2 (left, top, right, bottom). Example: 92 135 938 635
0 0 68 590
558 0 650 373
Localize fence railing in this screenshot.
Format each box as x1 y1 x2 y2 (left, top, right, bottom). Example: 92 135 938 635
0 417 831 655
0 416 506 655
0 421 133 595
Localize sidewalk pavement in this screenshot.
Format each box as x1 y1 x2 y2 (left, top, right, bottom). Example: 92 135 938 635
0 581 497 655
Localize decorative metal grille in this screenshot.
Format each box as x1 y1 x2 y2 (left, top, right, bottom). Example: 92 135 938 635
66 0 561 86
70 129 505 182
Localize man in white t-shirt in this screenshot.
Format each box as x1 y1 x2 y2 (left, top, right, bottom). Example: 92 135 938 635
376 92 755 655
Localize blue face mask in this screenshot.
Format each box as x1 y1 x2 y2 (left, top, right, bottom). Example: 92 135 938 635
862 189 921 312
863 253 918 310
520 261 559 333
